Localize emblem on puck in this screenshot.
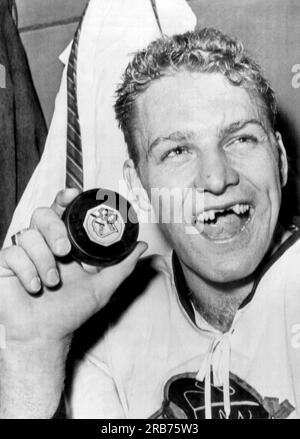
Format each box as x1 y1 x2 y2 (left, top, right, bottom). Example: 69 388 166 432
83 204 125 247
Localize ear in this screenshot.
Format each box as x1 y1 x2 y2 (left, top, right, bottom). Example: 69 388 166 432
123 159 152 212
275 132 288 187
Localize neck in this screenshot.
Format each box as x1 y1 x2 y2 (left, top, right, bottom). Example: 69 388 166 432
180 225 293 333
182 265 254 333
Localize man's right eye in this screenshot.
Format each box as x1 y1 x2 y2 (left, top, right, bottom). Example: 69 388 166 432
161 146 190 161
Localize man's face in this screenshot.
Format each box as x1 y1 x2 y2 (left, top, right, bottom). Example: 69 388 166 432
125 71 287 283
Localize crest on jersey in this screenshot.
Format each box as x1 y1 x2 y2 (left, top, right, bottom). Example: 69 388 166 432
83 204 125 246
150 372 295 419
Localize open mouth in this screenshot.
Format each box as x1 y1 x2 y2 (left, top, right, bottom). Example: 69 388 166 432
193 203 253 241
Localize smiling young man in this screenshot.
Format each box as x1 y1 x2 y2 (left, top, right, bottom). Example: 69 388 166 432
0 28 300 420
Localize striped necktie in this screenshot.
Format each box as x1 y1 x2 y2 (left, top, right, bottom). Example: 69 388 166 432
66 5 88 190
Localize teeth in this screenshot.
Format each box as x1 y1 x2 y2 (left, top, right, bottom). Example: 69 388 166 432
231 204 251 215
195 204 250 224
239 204 250 214
197 212 205 223
232 204 241 215
202 211 216 222
209 210 216 221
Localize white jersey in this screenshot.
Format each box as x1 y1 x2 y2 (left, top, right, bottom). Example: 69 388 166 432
67 232 300 419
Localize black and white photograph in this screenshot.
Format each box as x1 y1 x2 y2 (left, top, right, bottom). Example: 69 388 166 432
0 0 300 425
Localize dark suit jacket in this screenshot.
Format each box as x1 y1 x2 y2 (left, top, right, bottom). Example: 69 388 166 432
0 0 47 247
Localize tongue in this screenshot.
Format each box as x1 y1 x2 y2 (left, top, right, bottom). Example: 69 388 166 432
203 212 246 240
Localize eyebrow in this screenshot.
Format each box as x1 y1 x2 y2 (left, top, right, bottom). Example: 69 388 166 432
218 118 267 139
148 119 267 154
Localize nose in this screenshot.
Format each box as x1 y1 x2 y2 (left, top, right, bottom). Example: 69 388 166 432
196 149 239 195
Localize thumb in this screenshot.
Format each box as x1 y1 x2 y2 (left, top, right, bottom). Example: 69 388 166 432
91 241 148 308
51 188 81 218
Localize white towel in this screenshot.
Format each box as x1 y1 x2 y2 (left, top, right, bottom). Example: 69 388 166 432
3 0 196 254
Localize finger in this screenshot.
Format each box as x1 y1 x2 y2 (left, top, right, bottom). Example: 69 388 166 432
51 188 80 218
16 229 60 288
30 207 71 257
91 241 148 308
0 246 41 294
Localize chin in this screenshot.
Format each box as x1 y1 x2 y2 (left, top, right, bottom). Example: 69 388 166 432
192 253 261 285
205 267 253 284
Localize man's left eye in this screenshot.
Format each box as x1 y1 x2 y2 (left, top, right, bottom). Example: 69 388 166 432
232 135 258 145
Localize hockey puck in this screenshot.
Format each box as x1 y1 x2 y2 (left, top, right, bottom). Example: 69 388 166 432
62 188 139 266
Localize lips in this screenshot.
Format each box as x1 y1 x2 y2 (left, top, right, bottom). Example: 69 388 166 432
193 203 253 240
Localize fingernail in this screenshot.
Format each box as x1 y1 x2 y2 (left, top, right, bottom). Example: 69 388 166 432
47 269 60 286
54 238 71 256
139 242 148 255
31 277 41 292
